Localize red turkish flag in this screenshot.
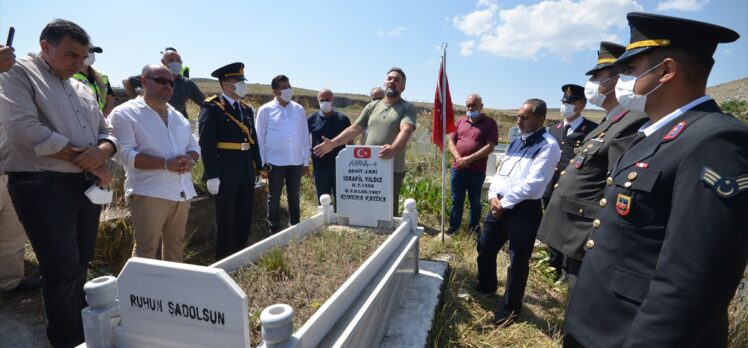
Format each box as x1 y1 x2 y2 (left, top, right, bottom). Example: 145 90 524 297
432 58 456 152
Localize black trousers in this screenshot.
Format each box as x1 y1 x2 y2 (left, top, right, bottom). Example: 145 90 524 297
8 172 100 348
477 199 542 312
566 256 583 299
214 173 255 260
267 164 303 233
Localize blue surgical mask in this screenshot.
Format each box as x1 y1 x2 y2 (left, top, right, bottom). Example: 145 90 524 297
467 110 481 118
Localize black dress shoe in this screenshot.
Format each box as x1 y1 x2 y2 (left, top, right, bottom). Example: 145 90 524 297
468 280 495 295
493 308 519 326
12 276 42 292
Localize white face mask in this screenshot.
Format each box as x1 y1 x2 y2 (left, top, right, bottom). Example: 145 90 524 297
560 103 577 119
279 88 293 102
584 74 618 108
167 61 182 75
615 62 664 113
84 185 113 205
84 53 95 67
319 101 333 113
233 81 248 98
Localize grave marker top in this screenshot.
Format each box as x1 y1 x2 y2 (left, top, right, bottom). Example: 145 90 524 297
335 146 393 227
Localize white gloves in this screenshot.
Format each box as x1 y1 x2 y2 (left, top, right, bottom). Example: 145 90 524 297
207 178 220 195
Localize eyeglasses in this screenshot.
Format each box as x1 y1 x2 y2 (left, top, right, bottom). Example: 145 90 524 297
146 76 175 87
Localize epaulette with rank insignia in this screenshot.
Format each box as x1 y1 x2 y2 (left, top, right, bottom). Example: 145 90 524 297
701 166 748 198
203 95 219 104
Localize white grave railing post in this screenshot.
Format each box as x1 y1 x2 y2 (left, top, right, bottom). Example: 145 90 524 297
81 276 119 348
317 194 334 225
401 198 418 234
259 303 299 348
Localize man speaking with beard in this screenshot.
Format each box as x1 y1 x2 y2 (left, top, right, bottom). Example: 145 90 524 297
313 67 417 215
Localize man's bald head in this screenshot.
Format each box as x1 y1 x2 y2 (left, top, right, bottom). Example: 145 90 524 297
318 88 333 101
142 64 169 78
370 87 384 101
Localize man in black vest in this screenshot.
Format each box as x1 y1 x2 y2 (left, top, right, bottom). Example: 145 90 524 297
537 41 648 296
199 62 262 260
543 84 597 282
564 12 747 347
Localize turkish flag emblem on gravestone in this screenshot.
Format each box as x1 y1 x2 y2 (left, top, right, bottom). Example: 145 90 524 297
354 147 372 159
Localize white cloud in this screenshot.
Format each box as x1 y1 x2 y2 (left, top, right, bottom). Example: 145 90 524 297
453 0 643 60
377 26 406 37
656 0 709 12
461 41 476 56
453 0 498 36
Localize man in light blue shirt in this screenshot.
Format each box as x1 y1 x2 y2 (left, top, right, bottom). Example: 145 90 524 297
475 98 560 327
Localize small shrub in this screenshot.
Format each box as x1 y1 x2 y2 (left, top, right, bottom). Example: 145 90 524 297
721 99 748 122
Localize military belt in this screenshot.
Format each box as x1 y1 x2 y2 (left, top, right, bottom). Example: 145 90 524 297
217 142 251 151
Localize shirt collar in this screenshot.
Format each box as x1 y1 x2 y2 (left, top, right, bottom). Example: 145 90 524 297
603 104 626 122
222 93 237 106
563 115 584 130
638 95 711 137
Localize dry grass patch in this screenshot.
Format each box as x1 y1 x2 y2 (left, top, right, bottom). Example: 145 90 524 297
233 226 389 345
421 232 565 347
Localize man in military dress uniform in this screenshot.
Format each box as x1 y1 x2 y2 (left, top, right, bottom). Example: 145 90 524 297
199 63 262 260
543 84 598 282
564 13 747 347
537 41 648 294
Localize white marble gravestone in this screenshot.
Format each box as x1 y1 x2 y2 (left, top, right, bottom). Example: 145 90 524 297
115 258 249 348
335 146 393 227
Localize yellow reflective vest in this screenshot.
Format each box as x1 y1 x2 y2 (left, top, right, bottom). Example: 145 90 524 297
73 69 109 112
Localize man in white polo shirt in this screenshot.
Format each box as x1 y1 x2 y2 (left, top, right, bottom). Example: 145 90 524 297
110 64 200 262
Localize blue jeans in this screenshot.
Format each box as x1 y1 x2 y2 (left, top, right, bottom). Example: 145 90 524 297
449 168 485 232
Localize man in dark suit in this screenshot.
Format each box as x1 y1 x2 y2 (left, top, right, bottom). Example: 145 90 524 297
564 12 747 347
543 84 598 282
199 62 262 260
537 41 648 296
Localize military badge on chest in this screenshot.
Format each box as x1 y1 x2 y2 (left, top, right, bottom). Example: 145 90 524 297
616 193 632 216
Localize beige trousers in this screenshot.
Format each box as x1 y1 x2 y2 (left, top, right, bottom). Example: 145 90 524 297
0 174 26 291
129 194 190 262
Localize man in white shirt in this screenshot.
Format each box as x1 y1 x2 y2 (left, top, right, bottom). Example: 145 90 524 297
110 64 200 262
255 75 310 233
475 98 560 326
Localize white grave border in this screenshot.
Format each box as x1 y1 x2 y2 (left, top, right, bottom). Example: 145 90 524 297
78 195 422 348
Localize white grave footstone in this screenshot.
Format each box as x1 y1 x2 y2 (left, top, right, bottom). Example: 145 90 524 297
335 146 393 227
115 258 249 348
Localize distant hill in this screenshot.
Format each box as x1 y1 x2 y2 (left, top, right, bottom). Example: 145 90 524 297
707 77 748 103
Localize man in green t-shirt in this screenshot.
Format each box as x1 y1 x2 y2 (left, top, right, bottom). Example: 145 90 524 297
313 67 416 215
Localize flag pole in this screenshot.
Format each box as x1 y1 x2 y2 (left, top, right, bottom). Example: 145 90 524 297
441 43 447 244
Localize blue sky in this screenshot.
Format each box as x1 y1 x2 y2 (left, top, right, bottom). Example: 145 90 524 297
1 0 746 109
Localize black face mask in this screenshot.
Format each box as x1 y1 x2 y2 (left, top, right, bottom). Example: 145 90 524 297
385 88 399 97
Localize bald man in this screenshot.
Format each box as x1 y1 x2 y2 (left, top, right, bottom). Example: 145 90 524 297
122 49 204 118
308 89 351 201
110 64 200 263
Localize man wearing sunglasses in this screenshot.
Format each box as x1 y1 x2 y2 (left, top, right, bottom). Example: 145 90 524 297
109 64 200 264
537 41 648 296
122 49 204 119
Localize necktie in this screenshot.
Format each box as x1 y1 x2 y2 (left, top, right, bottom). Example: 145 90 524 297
562 124 571 141
233 102 243 121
